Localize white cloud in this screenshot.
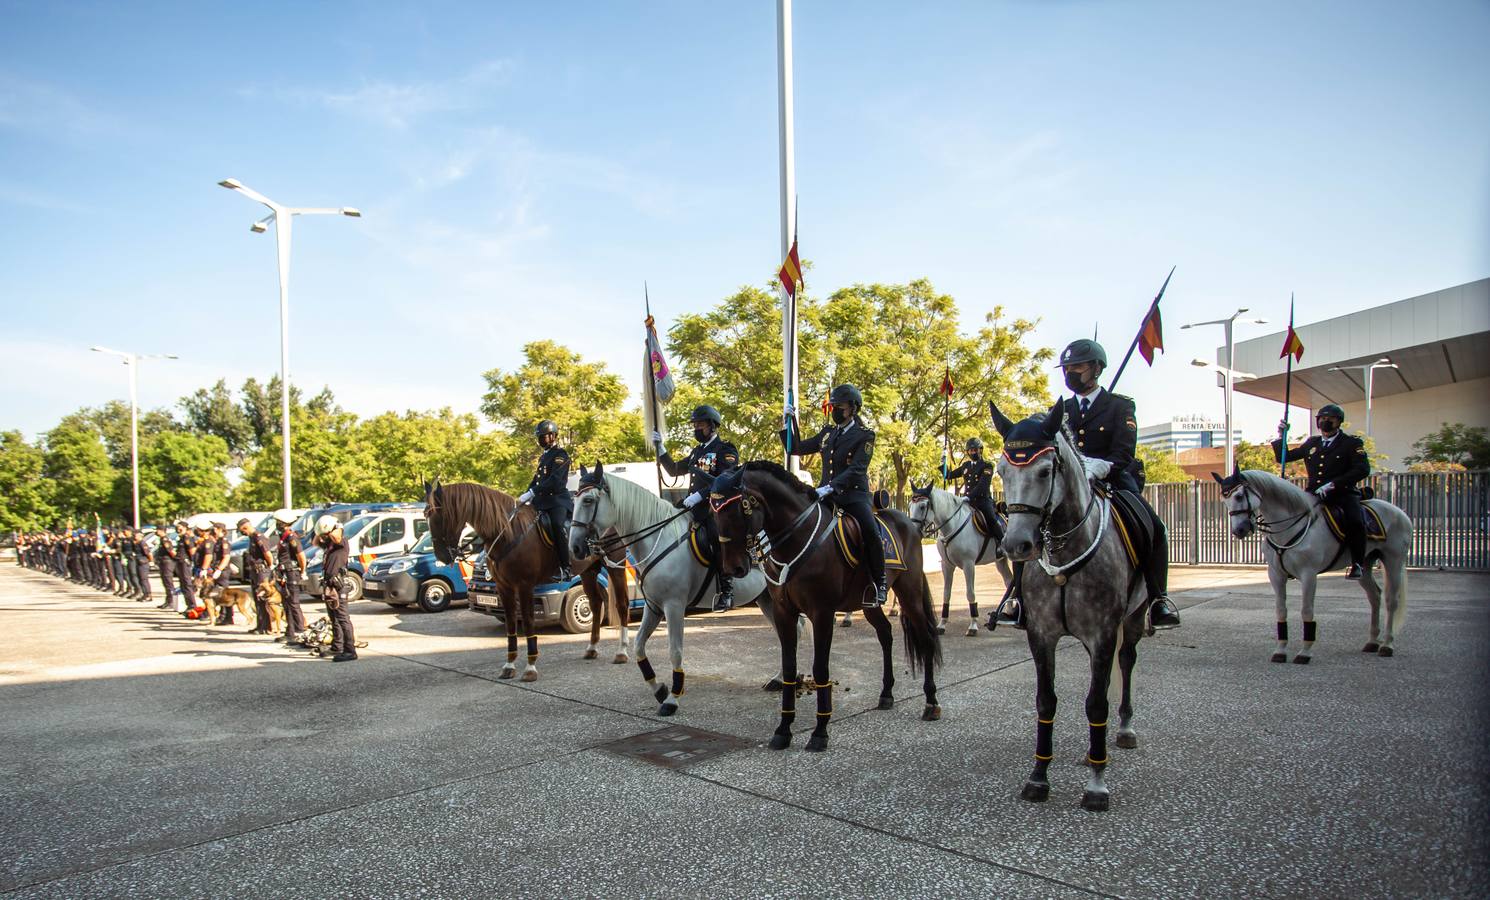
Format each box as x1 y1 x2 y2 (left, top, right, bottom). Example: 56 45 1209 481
247 59 514 129
0 75 125 139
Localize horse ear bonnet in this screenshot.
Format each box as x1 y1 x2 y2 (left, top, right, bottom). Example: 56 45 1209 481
911 482 932 499
1216 470 1246 493
1002 413 1057 465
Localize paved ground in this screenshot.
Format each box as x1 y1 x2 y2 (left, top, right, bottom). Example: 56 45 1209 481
1 562 1486 898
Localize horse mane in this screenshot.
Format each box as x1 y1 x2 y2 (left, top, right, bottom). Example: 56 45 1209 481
601 471 683 531
1239 469 1311 506
742 460 819 500
438 482 522 542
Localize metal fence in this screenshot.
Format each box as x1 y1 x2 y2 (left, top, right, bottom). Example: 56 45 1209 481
1143 470 1490 570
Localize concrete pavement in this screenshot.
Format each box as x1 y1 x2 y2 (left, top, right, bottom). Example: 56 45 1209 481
1 562 1486 898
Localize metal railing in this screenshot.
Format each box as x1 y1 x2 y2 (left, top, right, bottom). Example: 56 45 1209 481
1143 470 1489 570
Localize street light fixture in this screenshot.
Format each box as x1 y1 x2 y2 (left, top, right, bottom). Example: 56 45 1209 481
219 178 361 509
1182 309 1269 475
91 346 179 529
1328 357 1398 436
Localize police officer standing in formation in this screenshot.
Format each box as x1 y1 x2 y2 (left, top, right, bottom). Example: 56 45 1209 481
782 384 887 609
946 436 1004 544
175 522 200 614
205 522 234 624
237 517 274 634
518 420 573 580
1273 403 1370 577
130 527 152 604
152 525 177 608
653 404 740 611
273 509 308 642
313 515 359 661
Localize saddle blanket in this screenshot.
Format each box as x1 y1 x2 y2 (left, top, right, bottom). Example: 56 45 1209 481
1105 488 1153 571
1322 503 1388 542
834 512 909 572
970 507 1005 538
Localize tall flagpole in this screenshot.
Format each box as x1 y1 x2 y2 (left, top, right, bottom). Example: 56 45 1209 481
1107 266 1175 392
645 284 665 497
777 0 799 473
1280 293 1295 479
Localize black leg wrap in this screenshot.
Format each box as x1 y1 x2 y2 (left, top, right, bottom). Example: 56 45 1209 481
1303 620 1317 643
969 602 978 619
672 669 685 697
507 632 519 654
1035 717 1054 762
816 685 833 719
526 634 539 663
1276 621 1288 641
637 656 656 682
1087 721 1109 766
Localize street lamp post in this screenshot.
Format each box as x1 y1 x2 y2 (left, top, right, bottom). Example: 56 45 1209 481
91 347 179 529
218 179 361 509
1182 309 1268 474
1328 358 1397 437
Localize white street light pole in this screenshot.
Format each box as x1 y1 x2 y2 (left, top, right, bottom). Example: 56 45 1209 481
1328 358 1397 437
1182 309 1268 474
218 179 361 509
91 346 179 529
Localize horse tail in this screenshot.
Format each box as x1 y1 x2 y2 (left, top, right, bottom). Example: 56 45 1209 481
899 572 943 675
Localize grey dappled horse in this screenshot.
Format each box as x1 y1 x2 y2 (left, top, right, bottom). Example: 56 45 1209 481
909 483 1014 636
993 400 1148 812
1215 468 1412 662
569 463 776 716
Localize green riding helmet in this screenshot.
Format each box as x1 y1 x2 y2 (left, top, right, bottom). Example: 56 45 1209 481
1316 404 1345 420
965 437 984 451
829 384 863 409
1059 339 1108 369
689 405 722 427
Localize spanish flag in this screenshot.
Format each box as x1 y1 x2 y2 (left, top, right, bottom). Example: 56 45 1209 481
1280 323 1304 362
1137 303 1164 365
939 368 955 397
778 239 801 300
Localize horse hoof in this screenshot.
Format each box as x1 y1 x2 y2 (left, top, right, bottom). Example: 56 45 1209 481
1270 652 1287 664
658 702 678 717
922 704 942 722
966 625 978 637
805 735 828 752
839 618 852 629
934 624 946 635
653 684 669 703
583 648 598 660
1116 732 1139 750
888 608 898 618
1361 643 1379 653
877 696 895 711
1081 790 1110 812
498 668 516 680
1020 780 1049 803
612 653 629 664
1292 654 1310 665
764 678 784 692
520 670 539 682
768 733 791 751
1377 646 1394 658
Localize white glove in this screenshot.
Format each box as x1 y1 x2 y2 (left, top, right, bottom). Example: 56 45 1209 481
815 485 833 499
1082 458 1112 481
683 492 703 509
651 430 663 445
1277 419 1290 437
517 491 534 504
1314 483 1334 498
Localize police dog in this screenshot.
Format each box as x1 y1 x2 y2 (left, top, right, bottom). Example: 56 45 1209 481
254 580 287 634
194 576 256 628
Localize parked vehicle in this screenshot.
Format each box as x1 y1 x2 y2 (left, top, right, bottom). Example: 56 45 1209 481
184 510 270 531
467 558 648 634
363 531 471 613
303 507 430 600
227 509 306 582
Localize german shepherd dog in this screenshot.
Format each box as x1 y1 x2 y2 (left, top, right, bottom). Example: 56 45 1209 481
195 575 257 629
254 581 288 635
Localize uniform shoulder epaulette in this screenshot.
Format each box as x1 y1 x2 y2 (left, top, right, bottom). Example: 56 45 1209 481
1111 393 1136 405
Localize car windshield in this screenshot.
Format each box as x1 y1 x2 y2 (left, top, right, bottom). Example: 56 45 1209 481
342 516 376 540
253 513 275 532
410 532 433 554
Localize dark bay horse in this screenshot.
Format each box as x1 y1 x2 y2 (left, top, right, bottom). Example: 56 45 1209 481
422 478 626 681
710 461 942 752
992 401 1148 811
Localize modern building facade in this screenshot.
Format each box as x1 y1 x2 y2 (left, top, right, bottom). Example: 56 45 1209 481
1138 415 1245 454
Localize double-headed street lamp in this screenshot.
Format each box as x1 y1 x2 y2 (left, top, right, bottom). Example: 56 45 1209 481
1182 309 1268 474
218 178 361 509
1328 357 1398 437
91 346 179 529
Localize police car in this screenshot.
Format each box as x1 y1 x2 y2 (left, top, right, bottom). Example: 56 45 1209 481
467 558 647 634
362 531 471 613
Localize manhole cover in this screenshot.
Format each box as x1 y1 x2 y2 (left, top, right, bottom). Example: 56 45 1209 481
599 725 751 769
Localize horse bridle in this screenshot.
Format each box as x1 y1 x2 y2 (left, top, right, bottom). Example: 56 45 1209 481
1221 477 1314 551
911 493 970 541
710 480 828 586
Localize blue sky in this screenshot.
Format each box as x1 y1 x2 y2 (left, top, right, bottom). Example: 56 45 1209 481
3 0 1487 444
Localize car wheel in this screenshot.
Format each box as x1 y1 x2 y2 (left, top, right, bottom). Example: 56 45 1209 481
418 578 453 613
559 586 595 634
343 571 364 603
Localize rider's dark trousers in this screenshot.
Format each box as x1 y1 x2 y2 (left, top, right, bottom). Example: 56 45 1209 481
1133 492 1170 600
968 494 1004 543
1324 489 1366 566
540 507 572 571
835 496 885 587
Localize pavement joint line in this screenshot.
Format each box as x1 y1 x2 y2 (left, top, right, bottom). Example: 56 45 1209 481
679 770 1124 899
0 735 644 896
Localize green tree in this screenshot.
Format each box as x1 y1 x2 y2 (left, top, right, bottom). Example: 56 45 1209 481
43 420 118 520
358 409 506 500
79 400 179 469
137 432 231 522
1135 445 1189 483
181 379 254 458
1405 422 1490 470
480 341 650 484
0 431 57 531
233 406 377 507
1234 440 1305 479
240 375 303 449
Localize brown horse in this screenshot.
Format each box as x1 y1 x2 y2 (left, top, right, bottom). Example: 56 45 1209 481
710 461 942 752
422 478 626 680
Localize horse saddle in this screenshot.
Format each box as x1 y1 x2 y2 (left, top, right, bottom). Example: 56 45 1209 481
833 511 909 572
688 522 713 567
1322 503 1387 542
970 506 1004 538
1105 488 1154 571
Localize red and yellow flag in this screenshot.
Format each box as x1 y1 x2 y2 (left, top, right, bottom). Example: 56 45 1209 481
939 368 955 397
1137 303 1164 365
778 239 801 300
1280 325 1304 362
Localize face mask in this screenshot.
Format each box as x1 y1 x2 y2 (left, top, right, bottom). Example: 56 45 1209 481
831 407 849 425
693 427 711 443
1064 370 1091 393
968 451 981 460
1318 419 1339 435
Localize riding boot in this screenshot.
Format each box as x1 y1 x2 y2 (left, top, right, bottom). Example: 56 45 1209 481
550 514 573 581
993 561 1025 628
863 577 888 610
1149 597 1181 630
713 574 734 612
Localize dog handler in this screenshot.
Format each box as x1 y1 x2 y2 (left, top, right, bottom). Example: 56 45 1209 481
273 509 307 643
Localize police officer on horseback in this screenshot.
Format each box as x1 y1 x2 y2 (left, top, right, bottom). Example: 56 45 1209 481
519 420 573 580
782 384 887 609
946 437 1004 544
654 404 740 611
1272 403 1369 578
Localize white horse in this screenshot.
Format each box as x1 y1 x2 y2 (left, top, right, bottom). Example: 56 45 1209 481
1216 469 1412 663
568 463 775 716
908 483 1014 636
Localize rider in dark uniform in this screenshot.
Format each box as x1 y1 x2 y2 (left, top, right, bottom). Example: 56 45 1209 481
519 420 573 580
1272 403 1370 577
782 384 886 609
655 404 740 611
946 437 1004 543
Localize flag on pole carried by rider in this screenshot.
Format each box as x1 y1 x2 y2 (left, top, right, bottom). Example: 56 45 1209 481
1137 301 1164 365
779 238 802 301
939 367 954 481
1280 317 1305 361
641 312 673 445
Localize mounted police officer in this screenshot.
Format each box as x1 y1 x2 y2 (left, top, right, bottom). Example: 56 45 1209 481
946 437 1004 544
654 404 740 611
782 384 887 609
1272 403 1369 577
518 420 573 580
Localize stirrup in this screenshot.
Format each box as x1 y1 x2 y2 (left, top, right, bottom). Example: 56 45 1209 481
863 582 887 610
713 589 734 612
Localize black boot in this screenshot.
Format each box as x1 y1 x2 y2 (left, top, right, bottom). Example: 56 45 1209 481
1149 596 1181 629
713 575 734 612
863 578 887 610
1346 563 1363 579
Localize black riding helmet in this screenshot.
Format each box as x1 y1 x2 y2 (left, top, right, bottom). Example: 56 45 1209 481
965 437 984 451
1059 339 1108 369
829 384 862 410
1316 404 1345 420
534 420 559 439
689 405 722 426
